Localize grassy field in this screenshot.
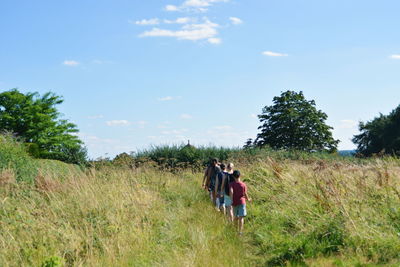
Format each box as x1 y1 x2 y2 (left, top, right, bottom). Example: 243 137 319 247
2 142 400 266
0 165 253 267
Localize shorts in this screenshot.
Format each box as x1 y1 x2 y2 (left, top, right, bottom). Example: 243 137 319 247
217 192 224 207
224 194 232 207
233 204 247 217
208 179 215 192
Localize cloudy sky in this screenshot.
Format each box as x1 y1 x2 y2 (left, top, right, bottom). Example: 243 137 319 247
1 0 400 158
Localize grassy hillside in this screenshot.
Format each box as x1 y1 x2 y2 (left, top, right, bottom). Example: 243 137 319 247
2 138 400 266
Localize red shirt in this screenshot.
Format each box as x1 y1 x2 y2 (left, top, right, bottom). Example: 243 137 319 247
229 181 247 206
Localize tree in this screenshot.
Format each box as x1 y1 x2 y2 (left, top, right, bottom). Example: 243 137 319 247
243 138 254 149
0 89 87 164
255 90 339 152
352 105 400 156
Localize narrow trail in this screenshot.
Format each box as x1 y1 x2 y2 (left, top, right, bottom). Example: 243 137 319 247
145 171 258 266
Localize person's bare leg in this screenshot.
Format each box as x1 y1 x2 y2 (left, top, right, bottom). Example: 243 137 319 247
212 192 217 206
239 217 244 234
227 206 234 222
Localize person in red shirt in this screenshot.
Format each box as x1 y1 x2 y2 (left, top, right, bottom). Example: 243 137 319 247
229 170 251 234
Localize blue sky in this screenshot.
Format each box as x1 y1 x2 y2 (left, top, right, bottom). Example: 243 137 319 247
1 0 400 158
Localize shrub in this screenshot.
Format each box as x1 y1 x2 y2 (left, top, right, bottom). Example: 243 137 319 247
132 144 240 170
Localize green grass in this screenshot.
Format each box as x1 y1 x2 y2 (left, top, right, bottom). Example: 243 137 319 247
2 159 400 266
0 134 38 183
0 167 253 266
242 158 400 266
2 137 400 266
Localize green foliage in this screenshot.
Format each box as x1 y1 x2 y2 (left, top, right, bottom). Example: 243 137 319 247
353 105 400 156
243 138 255 149
255 90 339 152
231 146 360 165
0 134 38 183
0 89 87 164
41 256 64 267
132 144 240 170
112 152 134 168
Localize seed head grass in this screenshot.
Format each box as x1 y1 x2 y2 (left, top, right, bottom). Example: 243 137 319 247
2 145 400 265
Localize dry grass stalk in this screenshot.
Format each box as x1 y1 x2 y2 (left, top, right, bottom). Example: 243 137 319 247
0 169 16 186
35 173 63 193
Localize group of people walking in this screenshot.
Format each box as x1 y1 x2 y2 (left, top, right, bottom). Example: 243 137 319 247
202 158 251 234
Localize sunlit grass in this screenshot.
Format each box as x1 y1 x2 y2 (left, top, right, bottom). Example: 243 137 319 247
2 150 400 266
0 167 250 267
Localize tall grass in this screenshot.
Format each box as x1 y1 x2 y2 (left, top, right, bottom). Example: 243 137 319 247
242 157 400 266
0 134 37 183
0 167 252 267
2 137 400 266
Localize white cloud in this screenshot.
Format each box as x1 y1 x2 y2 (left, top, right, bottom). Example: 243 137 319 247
390 54 400 59
180 114 193 119
158 96 182 101
158 96 174 101
164 17 194 24
63 60 79 66
106 120 131 126
262 51 289 57
137 1 235 44
250 114 257 119
208 37 221 44
339 119 358 129
184 0 229 8
134 18 160 25
165 0 229 12
229 17 243 25
165 5 180 11
140 19 219 42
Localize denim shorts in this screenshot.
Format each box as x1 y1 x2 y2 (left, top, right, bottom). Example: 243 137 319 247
224 194 232 207
233 204 247 217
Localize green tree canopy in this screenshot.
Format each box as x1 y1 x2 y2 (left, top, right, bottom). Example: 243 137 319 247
255 90 339 152
0 89 87 164
352 105 400 156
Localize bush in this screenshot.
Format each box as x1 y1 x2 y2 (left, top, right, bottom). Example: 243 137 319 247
132 144 240 170
0 134 38 183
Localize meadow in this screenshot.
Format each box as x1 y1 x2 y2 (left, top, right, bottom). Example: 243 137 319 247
1 138 400 266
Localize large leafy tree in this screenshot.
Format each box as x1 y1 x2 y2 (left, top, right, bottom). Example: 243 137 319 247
352 105 400 156
255 90 339 152
0 89 87 164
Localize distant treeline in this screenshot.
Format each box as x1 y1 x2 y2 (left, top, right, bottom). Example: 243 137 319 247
100 144 361 172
